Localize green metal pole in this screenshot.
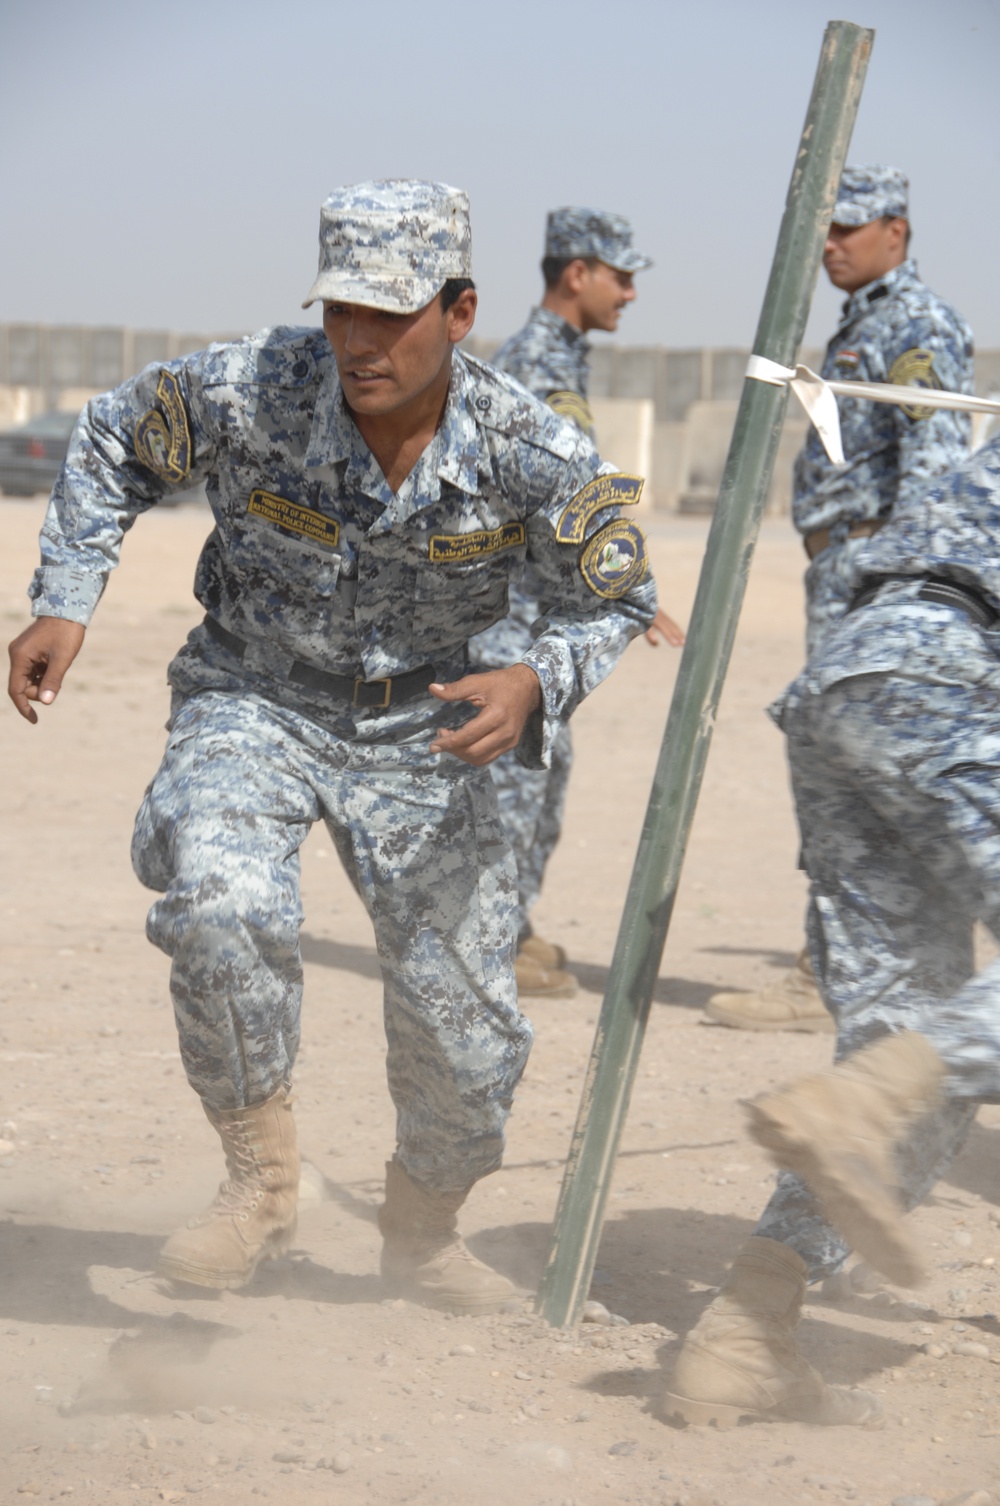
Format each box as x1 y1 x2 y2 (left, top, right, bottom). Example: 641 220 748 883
537 19 875 1329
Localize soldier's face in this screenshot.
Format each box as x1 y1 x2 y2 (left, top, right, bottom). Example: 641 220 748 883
322 289 477 423
823 217 907 294
577 263 636 333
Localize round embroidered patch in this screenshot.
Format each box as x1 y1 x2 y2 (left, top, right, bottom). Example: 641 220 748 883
887 347 940 421
546 388 594 434
579 520 648 599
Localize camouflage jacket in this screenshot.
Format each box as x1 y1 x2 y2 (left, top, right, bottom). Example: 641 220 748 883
491 306 595 439
29 329 655 761
776 435 1000 737
793 259 974 539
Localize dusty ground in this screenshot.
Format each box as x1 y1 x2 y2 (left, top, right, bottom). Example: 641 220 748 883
2 499 999 1506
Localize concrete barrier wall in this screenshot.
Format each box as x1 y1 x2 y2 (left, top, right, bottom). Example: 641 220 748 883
3 324 999 513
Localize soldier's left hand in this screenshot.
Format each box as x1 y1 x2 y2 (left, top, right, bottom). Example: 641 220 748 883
428 664 542 766
645 606 685 648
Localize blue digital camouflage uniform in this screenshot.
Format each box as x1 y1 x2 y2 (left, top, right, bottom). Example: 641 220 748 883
794 162 971 660
468 206 652 949
756 437 1000 1276
470 305 595 943
795 256 974 656
29 328 656 1193
757 169 976 1266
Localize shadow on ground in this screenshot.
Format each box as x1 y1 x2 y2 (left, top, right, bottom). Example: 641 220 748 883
299 930 792 1012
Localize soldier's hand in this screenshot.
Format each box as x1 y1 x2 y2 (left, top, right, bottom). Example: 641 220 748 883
428 664 542 766
7 617 86 724
645 606 686 648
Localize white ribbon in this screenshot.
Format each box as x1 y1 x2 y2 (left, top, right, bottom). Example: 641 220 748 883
745 354 1000 466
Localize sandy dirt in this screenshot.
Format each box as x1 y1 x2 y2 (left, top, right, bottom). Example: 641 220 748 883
2 499 999 1506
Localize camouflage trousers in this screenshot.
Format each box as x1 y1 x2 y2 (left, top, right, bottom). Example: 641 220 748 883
757 635 1000 1277
131 689 532 1192
488 721 572 943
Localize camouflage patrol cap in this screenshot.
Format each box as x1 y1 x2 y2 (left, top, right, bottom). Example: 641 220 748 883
832 165 909 227
302 179 473 313
544 207 652 272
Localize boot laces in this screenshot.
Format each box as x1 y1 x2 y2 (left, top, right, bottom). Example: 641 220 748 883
207 1119 268 1219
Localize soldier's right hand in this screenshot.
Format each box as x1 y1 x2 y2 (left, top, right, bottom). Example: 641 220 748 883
7 617 86 724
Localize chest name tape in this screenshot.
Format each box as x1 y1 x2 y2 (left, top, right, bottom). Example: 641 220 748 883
428 521 525 563
246 489 340 548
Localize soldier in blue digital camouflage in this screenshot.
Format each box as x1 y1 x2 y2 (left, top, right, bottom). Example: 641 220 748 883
6 180 657 1311
664 435 1000 1430
470 207 684 998
707 163 975 1035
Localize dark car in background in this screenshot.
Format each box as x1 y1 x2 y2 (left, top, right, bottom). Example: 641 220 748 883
0 410 77 497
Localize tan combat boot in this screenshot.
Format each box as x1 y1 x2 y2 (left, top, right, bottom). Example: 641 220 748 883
747 1030 946 1287
515 944 577 999
158 1088 299 1289
519 933 568 970
705 948 833 1032
378 1159 516 1314
662 1237 883 1428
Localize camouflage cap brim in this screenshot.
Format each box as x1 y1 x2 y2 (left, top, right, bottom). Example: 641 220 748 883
602 249 654 274
302 271 448 314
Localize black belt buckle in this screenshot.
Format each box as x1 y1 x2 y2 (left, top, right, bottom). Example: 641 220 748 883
354 676 391 709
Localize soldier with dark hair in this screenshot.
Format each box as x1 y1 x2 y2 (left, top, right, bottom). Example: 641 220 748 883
8 180 657 1314
472 207 683 998
706 164 974 1035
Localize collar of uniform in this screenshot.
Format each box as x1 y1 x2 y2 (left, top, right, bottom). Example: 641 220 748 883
840 257 919 322
303 359 353 471
303 351 480 509
435 353 481 497
355 356 481 535
531 304 591 355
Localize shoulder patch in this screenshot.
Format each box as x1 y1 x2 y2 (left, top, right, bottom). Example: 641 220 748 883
134 370 192 482
429 521 525 563
545 388 594 434
887 347 941 421
580 521 649 599
247 489 340 549
556 473 644 544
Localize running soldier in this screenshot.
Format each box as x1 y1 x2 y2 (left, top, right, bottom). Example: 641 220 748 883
7 180 656 1313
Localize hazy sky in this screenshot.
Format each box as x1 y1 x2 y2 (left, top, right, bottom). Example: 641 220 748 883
2 0 997 352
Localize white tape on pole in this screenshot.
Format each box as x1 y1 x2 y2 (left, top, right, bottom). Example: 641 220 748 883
745 354 1000 466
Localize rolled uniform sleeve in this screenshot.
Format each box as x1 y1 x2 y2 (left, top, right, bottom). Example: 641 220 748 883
28 353 221 625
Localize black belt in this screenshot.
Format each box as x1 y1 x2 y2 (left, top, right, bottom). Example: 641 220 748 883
850 575 1000 630
201 614 439 709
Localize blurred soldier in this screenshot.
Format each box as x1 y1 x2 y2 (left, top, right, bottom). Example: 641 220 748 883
664 436 1000 1429
471 207 684 998
7 180 656 1312
706 164 974 1033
